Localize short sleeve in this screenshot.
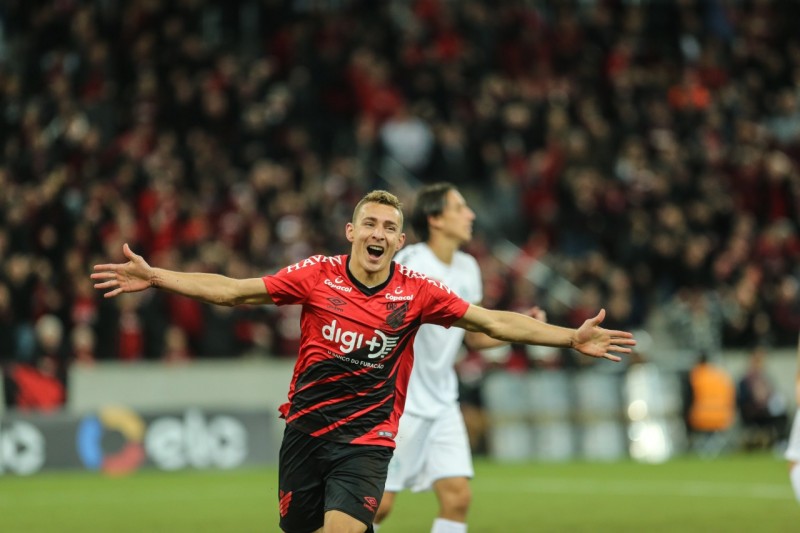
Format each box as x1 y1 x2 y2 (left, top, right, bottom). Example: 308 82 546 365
418 279 470 328
262 259 323 305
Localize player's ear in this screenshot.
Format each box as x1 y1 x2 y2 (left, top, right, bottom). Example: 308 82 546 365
395 232 406 251
427 213 442 231
345 222 355 243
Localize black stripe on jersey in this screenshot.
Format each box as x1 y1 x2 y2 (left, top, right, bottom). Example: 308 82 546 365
287 323 419 442
345 256 395 296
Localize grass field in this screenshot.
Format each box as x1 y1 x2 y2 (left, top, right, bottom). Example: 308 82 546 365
1 453 796 532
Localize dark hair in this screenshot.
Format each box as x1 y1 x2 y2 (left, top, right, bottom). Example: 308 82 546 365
410 182 456 242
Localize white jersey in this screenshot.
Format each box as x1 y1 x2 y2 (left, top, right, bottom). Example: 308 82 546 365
786 408 800 462
394 243 482 418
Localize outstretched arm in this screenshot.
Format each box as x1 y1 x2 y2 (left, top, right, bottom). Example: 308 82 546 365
91 243 273 306
464 306 546 351
453 306 634 362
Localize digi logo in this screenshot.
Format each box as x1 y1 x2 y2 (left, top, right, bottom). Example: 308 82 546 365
321 319 399 358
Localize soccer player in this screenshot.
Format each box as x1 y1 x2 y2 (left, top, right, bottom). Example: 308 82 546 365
786 333 800 503
374 183 542 533
91 190 635 533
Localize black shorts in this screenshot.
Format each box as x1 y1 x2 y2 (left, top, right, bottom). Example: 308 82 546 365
278 424 392 533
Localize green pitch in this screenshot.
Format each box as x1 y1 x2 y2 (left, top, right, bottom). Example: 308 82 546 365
1 454 795 532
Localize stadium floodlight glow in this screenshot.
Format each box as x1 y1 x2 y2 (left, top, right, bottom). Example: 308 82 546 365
627 421 671 464
627 399 649 421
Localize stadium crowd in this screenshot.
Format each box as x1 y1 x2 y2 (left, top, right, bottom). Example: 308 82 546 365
2 0 800 408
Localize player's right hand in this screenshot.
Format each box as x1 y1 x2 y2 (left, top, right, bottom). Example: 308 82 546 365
90 243 154 297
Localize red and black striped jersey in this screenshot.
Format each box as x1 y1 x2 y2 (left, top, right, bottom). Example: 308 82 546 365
262 254 469 447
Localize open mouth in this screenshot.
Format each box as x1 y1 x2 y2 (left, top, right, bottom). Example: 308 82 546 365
367 245 385 259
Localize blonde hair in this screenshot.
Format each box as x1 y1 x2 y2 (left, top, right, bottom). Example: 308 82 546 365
352 190 404 227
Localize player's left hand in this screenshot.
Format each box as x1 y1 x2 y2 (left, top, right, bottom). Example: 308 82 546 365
572 309 636 362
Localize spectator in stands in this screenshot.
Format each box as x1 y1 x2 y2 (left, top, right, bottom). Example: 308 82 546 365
662 286 725 360
737 345 789 450
70 323 97 366
683 351 736 457
2 314 67 411
3 0 800 367
0 282 16 362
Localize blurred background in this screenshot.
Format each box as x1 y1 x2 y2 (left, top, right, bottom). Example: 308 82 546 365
1 0 800 475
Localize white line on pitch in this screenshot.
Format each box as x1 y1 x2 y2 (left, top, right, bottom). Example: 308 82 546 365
478 478 792 500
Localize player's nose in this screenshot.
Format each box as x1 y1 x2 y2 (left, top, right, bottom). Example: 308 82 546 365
370 226 385 240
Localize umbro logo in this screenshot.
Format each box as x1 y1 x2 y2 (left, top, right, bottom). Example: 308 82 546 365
363 496 378 513
327 296 346 312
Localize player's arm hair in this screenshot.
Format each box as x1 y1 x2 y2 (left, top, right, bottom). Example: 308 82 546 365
453 305 575 348
463 305 545 351
93 244 274 306
151 270 273 307
464 330 508 351
455 304 630 361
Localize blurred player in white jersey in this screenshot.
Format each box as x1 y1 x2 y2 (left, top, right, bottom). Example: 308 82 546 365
786 332 800 503
373 183 543 533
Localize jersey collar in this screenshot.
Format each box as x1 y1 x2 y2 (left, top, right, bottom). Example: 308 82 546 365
345 256 395 296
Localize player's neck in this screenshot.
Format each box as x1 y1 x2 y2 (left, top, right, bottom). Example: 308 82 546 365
350 267 389 288
347 259 391 289
426 236 460 265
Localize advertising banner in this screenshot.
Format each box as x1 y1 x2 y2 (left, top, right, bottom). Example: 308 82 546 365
0 407 276 476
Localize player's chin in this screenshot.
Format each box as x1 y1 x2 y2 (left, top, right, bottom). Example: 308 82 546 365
362 255 387 271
